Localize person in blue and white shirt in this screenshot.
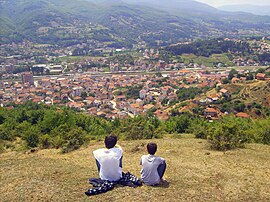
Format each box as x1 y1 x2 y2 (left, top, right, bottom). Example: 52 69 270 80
93 135 123 182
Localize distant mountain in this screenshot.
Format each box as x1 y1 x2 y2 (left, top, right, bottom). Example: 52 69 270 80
1 0 270 46
123 0 219 15
219 4 270 16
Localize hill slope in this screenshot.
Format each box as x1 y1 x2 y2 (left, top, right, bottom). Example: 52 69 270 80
0 135 269 201
0 0 198 45
1 0 270 46
220 4 270 16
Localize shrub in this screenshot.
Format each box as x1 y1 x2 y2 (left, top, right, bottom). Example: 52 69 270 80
250 119 270 145
23 126 41 148
164 115 191 134
207 117 250 151
0 126 14 141
61 127 89 153
189 119 209 139
262 127 270 145
39 134 53 149
0 141 4 153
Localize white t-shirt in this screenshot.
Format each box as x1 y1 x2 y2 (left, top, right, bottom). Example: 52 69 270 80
140 154 164 185
93 146 123 182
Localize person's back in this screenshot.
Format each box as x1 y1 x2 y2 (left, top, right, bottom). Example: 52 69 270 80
93 135 123 182
140 143 166 186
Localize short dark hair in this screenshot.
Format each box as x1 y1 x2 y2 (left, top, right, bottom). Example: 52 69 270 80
105 135 117 149
147 143 157 155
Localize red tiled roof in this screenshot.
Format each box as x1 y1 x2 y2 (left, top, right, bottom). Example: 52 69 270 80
236 112 250 118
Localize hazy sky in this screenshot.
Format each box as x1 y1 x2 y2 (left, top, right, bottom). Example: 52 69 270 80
196 0 270 7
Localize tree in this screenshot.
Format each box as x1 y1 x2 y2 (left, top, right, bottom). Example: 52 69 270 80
23 126 41 148
246 73 254 80
61 127 89 153
81 92 88 100
234 101 246 112
256 68 265 74
222 78 230 84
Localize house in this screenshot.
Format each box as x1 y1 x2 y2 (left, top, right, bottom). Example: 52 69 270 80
219 88 230 97
143 104 155 112
71 86 84 97
116 95 126 101
128 103 142 115
154 110 169 121
206 94 220 103
256 73 266 80
236 112 250 118
67 102 85 110
231 77 240 83
139 89 147 99
205 108 219 119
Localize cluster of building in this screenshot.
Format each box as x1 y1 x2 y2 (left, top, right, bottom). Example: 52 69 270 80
0 70 218 118
0 66 269 120
1 38 270 79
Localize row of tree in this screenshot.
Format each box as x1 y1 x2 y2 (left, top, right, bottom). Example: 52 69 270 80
164 39 252 57
0 102 269 153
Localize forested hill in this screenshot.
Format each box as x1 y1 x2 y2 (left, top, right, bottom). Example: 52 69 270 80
164 39 252 57
1 0 270 46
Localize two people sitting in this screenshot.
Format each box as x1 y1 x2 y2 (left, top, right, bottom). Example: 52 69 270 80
93 135 166 186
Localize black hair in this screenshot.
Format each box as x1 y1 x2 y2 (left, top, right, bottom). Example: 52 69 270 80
105 135 117 149
147 142 157 155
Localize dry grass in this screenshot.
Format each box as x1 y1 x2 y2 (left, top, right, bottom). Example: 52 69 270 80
0 135 270 202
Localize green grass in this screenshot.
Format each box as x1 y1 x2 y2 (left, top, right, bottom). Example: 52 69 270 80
0 135 270 201
180 54 234 67
57 56 86 63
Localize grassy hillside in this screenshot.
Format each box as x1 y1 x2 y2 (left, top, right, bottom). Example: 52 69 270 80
224 81 270 107
0 135 269 201
180 53 234 67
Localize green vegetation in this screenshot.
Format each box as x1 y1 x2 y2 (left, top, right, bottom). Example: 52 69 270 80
125 85 143 99
0 102 163 153
206 117 250 150
1 0 270 47
191 116 270 150
177 87 203 101
109 54 135 66
165 39 252 57
0 102 270 154
179 54 234 67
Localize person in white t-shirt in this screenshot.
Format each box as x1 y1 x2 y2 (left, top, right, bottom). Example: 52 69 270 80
93 135 123 182
140 142 167 186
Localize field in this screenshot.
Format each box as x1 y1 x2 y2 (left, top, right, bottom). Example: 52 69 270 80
0 135 270 202
180 54 234 67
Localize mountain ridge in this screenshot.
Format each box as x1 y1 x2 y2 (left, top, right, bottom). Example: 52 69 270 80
1 0 270 45
219 4 270 16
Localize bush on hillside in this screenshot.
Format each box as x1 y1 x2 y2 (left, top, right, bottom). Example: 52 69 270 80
22 126 41 148
61 127 90 153
189 119 209 139
0 103 270 153
0 141 4 153
116 115 163 140
207 117 251 151
164 115 191 134
248 119 270 145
